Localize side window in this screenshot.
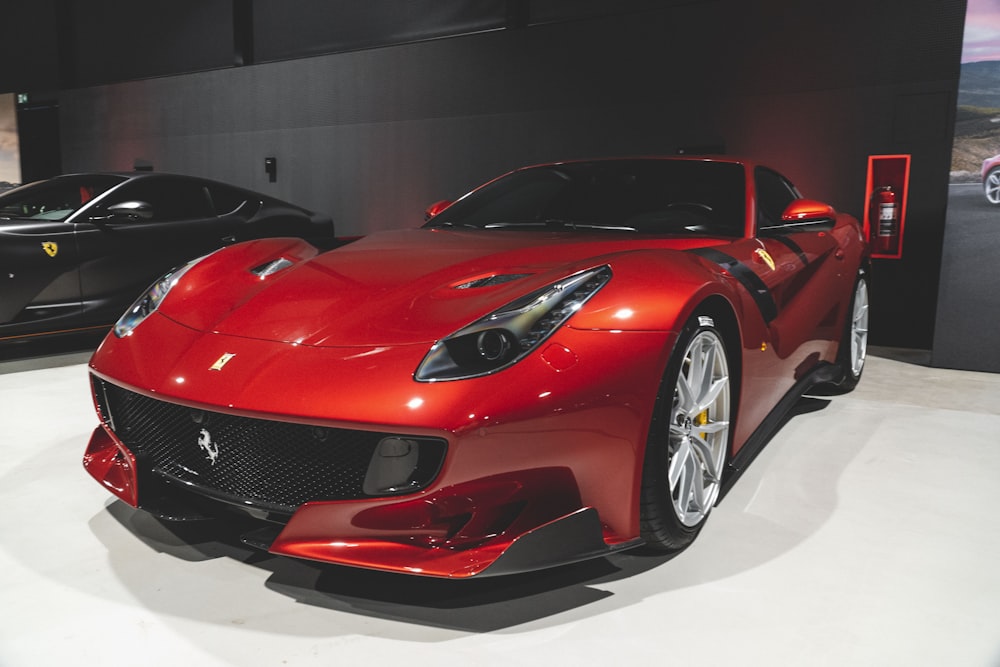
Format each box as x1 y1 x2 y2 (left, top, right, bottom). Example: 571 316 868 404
755 167 800 230
205 183 250 215
0 175 125 221
107 178 215 221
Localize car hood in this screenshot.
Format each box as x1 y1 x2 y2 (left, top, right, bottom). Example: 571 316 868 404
161 228 722 347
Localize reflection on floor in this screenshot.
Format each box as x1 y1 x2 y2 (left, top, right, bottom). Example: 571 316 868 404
1 347 999 666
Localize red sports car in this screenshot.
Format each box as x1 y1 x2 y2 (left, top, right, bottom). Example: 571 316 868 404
84 157 869 578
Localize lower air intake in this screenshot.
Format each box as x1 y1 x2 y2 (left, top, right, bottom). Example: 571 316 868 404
91 375 446 513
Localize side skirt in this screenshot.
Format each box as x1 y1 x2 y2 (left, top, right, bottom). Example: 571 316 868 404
719 361 841 500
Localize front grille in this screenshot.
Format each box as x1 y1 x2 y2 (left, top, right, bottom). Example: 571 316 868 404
91 375 446 513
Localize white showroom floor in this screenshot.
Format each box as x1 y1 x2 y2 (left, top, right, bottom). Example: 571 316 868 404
1 345 999 666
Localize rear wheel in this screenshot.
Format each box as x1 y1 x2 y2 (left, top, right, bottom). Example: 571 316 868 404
836 274 869 392
640 314 732 551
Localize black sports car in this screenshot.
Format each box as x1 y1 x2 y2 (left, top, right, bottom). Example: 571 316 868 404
0 172 334 343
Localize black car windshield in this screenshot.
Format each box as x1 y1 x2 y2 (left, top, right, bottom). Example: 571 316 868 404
424 160 746 236
0 174 127 222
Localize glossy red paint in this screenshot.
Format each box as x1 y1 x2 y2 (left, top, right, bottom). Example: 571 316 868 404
982 154 1000 183
272 468 604 577
424 199 453 220
84 157 869 578
782 199 836 222
83 426 139 506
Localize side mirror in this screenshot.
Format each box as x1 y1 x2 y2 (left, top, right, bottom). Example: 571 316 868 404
424 199 452 221
106 200 154 221
781 199 836 224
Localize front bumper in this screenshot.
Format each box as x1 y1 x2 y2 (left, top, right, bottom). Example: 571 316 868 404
84 422 641 577
83 313 670 577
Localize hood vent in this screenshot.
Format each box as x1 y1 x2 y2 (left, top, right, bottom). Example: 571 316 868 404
454 273 531 290
251 257 294 278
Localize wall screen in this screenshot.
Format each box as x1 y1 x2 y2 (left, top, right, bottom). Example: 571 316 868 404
0 93 20 191
933 0 1000 373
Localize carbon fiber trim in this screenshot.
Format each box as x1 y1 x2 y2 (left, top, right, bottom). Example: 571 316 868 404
689 247 778 323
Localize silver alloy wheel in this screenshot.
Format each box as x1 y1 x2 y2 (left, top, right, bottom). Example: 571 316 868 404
986 169 1000 205
850 278 870 377
668 329 731 527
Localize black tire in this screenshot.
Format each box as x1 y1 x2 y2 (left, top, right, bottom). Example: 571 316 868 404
835 272 869 392
640 313 732 552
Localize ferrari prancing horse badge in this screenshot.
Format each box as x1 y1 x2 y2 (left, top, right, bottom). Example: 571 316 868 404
41 241 59 258
209 353 236 371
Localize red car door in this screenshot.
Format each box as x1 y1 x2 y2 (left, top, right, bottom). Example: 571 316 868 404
748 167 848 365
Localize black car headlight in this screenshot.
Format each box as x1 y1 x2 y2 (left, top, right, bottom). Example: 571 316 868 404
113 258 202 338
415 265 612 381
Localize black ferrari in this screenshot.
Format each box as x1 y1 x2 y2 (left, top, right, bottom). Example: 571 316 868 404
0 172 334 343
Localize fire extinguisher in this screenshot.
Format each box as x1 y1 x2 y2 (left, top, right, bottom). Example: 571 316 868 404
871 185 899 255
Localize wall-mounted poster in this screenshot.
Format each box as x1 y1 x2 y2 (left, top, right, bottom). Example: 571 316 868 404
0 93 20 192
934 0 1000 373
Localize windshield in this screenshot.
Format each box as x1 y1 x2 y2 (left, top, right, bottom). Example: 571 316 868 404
0 174 127 221
424 159 746 236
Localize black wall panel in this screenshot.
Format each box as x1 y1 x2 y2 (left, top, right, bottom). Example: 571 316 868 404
877 92 955 350
63 0 234 88
253 0 507 62
529 0 685 25
16 100 62 182
0 3 61 92
37 0 968 349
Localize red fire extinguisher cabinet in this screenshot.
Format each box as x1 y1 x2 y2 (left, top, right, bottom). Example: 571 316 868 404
863 154 910 259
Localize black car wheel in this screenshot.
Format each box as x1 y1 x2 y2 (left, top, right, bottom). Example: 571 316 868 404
640 313 732 552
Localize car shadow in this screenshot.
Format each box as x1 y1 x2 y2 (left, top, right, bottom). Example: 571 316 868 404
104 499 679 631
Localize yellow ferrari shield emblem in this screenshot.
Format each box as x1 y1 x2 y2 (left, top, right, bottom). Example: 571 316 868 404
209 353 236 371
754 248 776 271
41 241 59 258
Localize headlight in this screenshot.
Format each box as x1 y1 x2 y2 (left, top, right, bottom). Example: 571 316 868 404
113 258 202 338
415 265 612 381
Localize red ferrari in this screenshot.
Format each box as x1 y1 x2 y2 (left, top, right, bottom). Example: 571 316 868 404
84 157 869 578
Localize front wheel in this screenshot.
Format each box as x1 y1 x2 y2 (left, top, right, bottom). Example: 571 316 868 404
640 314 732 552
